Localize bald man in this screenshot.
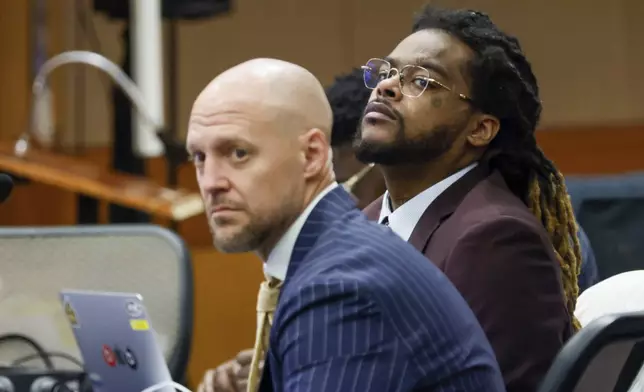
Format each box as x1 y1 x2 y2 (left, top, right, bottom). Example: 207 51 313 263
188 58 504 392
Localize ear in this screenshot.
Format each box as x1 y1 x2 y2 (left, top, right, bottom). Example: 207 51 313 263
300 128 329 180
466 114 500 147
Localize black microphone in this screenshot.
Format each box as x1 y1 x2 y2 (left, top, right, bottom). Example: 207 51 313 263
0 174 14 204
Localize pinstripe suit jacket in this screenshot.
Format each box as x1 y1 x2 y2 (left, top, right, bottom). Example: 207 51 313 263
259 186 505 392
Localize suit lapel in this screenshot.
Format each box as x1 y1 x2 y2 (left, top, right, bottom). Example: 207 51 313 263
363 195 384 221
263 187 356 390
285 186 356 282
407 165 490 252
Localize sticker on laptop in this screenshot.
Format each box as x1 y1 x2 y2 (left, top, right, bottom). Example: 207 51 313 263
129 319 150 331
63 300 80 328
102 344 117 367
125 299 144 318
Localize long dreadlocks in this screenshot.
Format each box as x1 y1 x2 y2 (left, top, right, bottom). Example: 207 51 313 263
413 6 582 329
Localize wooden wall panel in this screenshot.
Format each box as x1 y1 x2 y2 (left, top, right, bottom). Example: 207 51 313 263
536 125 644 175
188 249 262 386
5 124 643 240
48 0 644 147
0 1 29 143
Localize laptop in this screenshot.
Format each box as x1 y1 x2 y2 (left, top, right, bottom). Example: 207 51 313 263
60 290 174 392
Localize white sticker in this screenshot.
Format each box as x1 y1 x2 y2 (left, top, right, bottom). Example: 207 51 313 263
125 300 143 318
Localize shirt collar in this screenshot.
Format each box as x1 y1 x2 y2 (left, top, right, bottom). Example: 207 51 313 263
264 182 339 281
378 162 477 241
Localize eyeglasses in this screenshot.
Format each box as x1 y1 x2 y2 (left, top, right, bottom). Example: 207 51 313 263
361 58 471 101
341 163 375 195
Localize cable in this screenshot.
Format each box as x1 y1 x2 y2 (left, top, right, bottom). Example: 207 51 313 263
140 381 193 392
51 380 74 392
51 370 89 392
0 334 54 370
11 351 84 369
0 335 87 392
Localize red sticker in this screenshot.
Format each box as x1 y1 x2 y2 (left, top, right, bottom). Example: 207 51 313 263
102 345 116 367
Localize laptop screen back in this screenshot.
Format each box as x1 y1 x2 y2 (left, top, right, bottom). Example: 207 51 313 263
60 290 173 392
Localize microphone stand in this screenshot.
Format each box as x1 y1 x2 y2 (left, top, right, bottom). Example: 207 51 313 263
14 50 186 224
15 50 164 158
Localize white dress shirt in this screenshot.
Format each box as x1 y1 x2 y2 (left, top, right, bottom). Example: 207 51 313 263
378 163 477 241
264 182 338 281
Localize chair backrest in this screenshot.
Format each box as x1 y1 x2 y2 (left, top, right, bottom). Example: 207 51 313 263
574 271 644 391
566 173 644 281
538 312 644 392
0 225 193 381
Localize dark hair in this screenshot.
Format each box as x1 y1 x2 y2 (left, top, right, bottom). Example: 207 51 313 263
326 68 372 148
413 6 582 329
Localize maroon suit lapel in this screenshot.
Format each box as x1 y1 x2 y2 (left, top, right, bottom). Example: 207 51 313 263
407 165 490 252
362 165 490 252
363 195 384 221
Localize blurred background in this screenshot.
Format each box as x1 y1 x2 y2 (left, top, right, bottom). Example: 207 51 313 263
1 0 643 387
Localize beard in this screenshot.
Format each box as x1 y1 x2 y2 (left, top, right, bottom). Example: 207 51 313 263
208 197 301 255
210 215 272 253
354 106 464 165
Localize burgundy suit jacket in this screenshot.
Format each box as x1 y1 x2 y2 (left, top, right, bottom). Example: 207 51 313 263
363 165 572 392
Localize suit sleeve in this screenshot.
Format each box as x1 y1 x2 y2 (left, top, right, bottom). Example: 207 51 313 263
443 215 570 392
272 280 413 392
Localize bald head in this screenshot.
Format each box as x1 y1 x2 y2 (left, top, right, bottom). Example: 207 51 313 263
187 59 337 258
193 58 332 139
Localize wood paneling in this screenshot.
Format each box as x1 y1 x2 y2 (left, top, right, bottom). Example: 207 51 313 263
0 143 203 221
188 249 263 387
0 1 29 143
4 124 643 233
536 125 644 175
28 0 644 148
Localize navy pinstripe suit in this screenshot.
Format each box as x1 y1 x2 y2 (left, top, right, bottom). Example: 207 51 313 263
259 186 505 392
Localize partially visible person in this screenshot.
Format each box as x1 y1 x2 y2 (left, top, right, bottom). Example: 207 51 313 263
577 226 599 292
327 68 386 208
357 6 581 391
198 350 253 392
190 58 505 392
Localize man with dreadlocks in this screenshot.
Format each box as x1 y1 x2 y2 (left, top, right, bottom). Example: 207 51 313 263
359 6 581 391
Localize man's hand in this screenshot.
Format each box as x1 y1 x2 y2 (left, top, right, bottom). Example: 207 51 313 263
197 349 256 392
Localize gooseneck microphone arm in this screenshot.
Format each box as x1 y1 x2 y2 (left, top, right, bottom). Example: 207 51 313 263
13 50 165 158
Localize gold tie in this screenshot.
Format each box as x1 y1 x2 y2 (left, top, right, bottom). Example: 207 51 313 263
247 275 282 392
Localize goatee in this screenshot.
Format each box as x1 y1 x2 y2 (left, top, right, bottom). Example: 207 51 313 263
354 123 456 165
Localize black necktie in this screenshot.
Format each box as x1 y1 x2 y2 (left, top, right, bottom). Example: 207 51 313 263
381 216 389 226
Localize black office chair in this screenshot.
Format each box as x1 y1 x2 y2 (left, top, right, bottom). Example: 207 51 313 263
0 225 193 382
566 173 644 281
539 312 644 392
